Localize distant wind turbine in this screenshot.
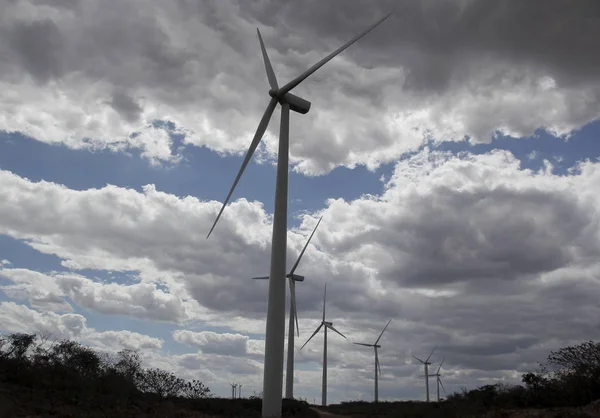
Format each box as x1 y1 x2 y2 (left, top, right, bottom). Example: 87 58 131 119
300 284 347 407
413 347 437 402
204 12 392 417
427 358 446 402
253 216 323 399
230 382 238 399
354 319 392 403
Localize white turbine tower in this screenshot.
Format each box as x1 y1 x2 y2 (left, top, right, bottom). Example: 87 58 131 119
253 216 323 399
428 358 446 402
230 382 238 399
300 284 347 407
205 13 391 418
413 347 437 402
353 319 392 403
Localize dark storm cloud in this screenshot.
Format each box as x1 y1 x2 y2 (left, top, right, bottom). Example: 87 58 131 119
2 0 599 172
378 185 598 287
244 0 600 92
6 19 64 83
109 91 143 122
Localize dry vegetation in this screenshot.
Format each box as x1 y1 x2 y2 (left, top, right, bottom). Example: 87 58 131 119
318 341 600 418
0 332 316 417
2 333 600 417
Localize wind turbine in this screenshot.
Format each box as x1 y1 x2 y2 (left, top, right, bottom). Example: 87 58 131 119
428 358 446 402
205 12 391 418
300 284 347 407
413 347 437 402
353 319 392 403
230 382 238 399
253 216 323 399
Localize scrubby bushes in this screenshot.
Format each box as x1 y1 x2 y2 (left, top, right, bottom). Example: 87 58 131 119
0 332 210 400
0 332 316 417
446 340 600 411
0 332 213 416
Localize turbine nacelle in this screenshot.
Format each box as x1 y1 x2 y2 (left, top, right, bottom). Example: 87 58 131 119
285 92 312 114
268 88 311 114
286 273 305 282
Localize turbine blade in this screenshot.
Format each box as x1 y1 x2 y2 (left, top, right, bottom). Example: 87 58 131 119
257 28 278 90
252 276 269 280
353 342 373 347
426 346 437 363
206 98 278 239
376 350 381 376
278 13 392 96
289 216 322 276
374 319 392 345
326 324 346 339
322 283 327 322
413 356 425 364
437 357 445 374
300 323 323 350
289 278 300 337
439 377 446 395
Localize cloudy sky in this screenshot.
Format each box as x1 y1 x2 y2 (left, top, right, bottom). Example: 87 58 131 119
1 0 600 404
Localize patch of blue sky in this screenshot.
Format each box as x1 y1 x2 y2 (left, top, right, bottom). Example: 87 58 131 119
434 121 600 174
0 235 64 272
2 120 598 232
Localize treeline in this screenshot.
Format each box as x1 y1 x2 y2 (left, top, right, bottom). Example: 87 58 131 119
0 332 315 417
447 340 600 411
0 332 210 400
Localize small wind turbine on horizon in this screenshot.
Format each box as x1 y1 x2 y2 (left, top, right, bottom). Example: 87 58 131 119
427 358 446 402
230 382 238 399
253 216 323 399
353 319 392 403
204 11 392 417
414 347 437 402
300 284 347 407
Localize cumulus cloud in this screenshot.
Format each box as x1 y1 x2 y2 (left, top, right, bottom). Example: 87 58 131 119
1 0 599 174
173 330 248 356
85 329 164 352
2 144 600 400
0 301 85 340
0 302 163 352
0 268 189 323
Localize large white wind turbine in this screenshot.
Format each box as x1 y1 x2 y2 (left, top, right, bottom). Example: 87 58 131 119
300 284 347 407
252 216 323 399
205 12 391 418
427 358 446 402
413 347 437 402
353 319 392 403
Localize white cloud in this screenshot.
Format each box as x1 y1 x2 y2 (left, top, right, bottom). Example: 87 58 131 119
0 301 86 340
0 268 189 323
1 1 599 174
0 301 163 352
0 268 73 313
173 329 264 359
84 329 163 352
2 145 600 400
